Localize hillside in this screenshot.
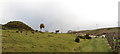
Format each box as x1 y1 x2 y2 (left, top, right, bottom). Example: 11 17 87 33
71 27 120 34
2 30 112 52
2 21 34 31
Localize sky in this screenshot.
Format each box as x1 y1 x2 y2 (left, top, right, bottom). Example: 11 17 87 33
0 0 119 33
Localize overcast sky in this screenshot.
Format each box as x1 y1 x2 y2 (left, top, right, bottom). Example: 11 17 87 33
0 0 119 33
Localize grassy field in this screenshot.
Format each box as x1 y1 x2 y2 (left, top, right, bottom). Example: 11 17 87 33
2 30 112 52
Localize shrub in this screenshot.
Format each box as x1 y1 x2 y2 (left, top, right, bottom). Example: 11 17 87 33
31 31 34 34
35 30 38 32
39 31 42 33
75 37 80 43
86 37 91 39
85 33 91 39
16 31 19 33
51 32 54 34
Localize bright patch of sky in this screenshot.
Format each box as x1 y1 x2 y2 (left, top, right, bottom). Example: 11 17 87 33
0 0 119 32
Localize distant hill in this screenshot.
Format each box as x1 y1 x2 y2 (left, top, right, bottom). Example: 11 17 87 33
71 27 120 34
71 27 120 38
2 21 34 31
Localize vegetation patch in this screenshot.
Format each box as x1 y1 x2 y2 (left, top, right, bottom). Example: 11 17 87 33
2 30 112 52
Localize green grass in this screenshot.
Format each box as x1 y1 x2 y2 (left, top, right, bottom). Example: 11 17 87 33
2 30 112 52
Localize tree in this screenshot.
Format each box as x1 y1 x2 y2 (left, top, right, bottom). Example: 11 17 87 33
40 24 45 31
